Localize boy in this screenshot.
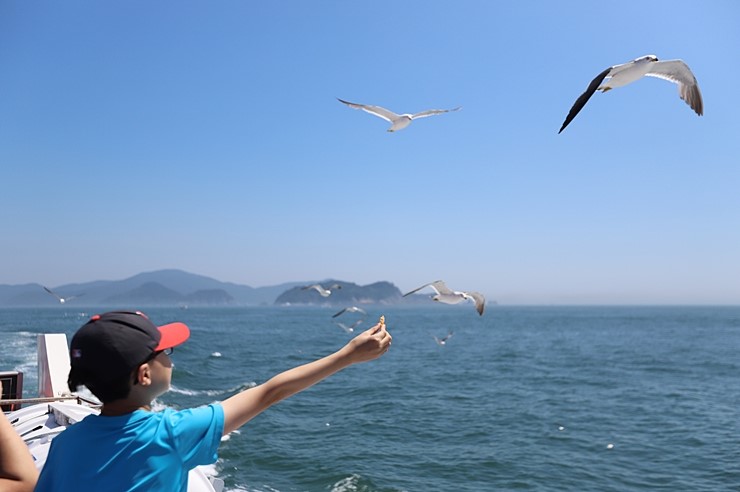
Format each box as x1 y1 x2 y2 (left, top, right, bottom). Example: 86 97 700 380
35 310 391 491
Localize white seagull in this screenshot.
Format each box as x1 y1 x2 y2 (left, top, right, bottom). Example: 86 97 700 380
559 54 703 133
403 280 485 316
42 286 83 304
332 306 367 318
334 319 364 334
302 283 341 297
337 98 461 132
432 331 454 346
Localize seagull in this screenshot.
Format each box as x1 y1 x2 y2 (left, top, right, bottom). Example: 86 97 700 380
403 280 485 316
334 319 363 334
332 306 367 318
337 98 461 132
558 54 703 133
302 283 341 297
42 286 83 304
432 331 454 346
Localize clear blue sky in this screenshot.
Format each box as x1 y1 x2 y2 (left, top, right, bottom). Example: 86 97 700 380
2 1 739 304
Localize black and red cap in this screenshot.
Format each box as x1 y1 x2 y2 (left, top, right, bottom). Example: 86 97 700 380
70 311 190 381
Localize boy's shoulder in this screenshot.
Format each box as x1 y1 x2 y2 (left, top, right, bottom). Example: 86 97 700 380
57 405 222 440
59 409 156 435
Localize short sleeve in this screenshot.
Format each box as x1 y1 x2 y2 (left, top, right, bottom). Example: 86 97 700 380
168 403 225 469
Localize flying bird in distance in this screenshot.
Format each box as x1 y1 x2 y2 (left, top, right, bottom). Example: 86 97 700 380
334 319 364 334
332 306 367 318
302 283 342 297
42 286 84 304
558 54 703 133
403 280 485 316
337 98 461 132
432 331 454 346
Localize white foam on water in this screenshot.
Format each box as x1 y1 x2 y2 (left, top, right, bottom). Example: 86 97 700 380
224 485 278 492
169 382 256 397
168 385 204 396
330 474 362 492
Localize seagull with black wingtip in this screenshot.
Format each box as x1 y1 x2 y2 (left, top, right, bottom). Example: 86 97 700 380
559 54 703 134
42 286 84 304
432 331 454 346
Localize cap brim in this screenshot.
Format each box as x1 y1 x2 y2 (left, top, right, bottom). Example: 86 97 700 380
155 322 191 351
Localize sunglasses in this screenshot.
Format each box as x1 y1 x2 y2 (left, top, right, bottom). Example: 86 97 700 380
140 347 174 365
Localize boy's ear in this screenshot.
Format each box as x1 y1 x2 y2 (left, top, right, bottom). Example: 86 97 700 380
136 363 153 386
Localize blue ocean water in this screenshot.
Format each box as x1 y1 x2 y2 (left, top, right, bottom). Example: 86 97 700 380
3 305 740 491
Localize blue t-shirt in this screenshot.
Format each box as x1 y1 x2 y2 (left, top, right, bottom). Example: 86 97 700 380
35 403 225 492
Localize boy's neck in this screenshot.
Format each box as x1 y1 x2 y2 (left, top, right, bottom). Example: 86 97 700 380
100 400 153 416
100 380 163 416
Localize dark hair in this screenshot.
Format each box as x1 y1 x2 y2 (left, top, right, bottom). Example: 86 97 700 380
68 366 135 403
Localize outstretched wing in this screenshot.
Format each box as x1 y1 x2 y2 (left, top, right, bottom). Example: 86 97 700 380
332 306 366 318
464 291 486 316
411 106 461 120
43 286 62 300
429 280 453 295
558 66 612 133
337 98 400 122
644 60 703 116
403 280 447 297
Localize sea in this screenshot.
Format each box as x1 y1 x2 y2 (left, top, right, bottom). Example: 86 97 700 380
3 305 740 492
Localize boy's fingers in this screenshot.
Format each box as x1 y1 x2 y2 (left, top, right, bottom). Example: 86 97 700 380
372 315 386 336
363 316 389 343
366 322 382 335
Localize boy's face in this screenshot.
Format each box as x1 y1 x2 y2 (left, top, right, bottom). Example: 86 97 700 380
146 351 174 396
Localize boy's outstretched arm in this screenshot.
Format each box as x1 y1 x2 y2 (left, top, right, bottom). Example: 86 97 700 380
221 321 392 435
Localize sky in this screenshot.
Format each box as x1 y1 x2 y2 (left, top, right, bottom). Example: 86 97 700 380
1 1 739 305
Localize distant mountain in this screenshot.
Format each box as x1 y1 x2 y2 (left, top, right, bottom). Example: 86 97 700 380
0 269 304 307
103 281 192 305
274 280 404 306
102 282 238 306
0 273 496 308
185 289 235 304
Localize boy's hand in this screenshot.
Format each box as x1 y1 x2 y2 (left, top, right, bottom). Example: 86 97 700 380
344 317 392 364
